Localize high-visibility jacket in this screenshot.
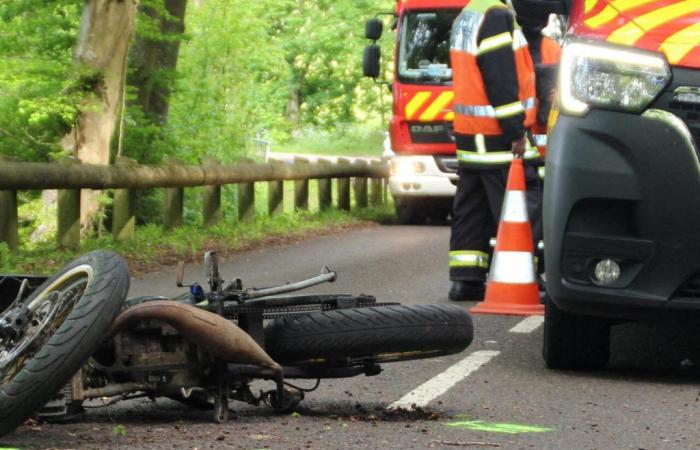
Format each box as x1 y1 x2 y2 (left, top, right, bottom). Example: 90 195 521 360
531 35 562 160
450 0 537 167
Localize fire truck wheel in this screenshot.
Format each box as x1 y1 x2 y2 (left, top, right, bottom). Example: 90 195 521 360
265 304 473 365
0 251 129 437
395 198 426 225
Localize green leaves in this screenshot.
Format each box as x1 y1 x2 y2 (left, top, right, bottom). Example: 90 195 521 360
0 0 81 160
1 0 394 164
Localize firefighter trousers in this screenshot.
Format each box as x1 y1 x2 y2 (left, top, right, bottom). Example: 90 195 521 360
449 165 543 282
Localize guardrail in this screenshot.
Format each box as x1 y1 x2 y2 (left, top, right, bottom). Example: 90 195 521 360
0 157 389 251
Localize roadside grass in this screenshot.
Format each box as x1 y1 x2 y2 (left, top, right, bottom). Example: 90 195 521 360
276 124 385 157
0 200 395 276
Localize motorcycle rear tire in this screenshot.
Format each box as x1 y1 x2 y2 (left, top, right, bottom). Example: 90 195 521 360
0 251 129 437
265 304 473 365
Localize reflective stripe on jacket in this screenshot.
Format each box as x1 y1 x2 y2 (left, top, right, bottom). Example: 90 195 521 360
450 0 536 139
532 35 563 159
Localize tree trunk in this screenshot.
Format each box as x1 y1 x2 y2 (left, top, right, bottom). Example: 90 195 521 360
131 0 188 125
61 0 138 231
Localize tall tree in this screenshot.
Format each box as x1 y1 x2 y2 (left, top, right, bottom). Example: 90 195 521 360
130 0 187 125
60 0 138 227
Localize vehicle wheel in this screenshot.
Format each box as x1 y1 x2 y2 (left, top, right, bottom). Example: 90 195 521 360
0 251 129 437
395 198 425 225
265 304 473 365
543 295 610 370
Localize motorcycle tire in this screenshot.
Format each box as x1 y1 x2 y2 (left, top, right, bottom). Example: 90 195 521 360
0 251 129 437
264 304 473 365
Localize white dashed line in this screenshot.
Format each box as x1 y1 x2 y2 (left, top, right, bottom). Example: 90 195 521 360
387 350 500 410
508 315 544 334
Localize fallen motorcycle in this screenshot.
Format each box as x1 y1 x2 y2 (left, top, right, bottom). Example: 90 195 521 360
0 250 473 436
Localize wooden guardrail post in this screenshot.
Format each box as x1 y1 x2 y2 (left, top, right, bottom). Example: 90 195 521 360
268 179 284 216
163 158 184 230
164 187 184 230
112 188 135 241
57 189 80 248
353 160 368 209
370 161 383 206
317 158 332 211
337 158 351 211
202 158 222 227
266 158 284 216
0 190 19 251
294 157 309 211
237 157 255 222
112 158 137 241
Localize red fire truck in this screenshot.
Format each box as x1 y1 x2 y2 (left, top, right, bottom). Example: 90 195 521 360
363 0 468 224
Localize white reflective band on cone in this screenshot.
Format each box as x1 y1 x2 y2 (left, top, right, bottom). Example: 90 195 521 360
489 251 536 283
501 191 529 223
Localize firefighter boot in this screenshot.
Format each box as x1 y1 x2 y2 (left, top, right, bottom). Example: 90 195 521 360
449 281 485 302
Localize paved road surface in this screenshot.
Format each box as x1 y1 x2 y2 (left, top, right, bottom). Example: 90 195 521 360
4 225 700 449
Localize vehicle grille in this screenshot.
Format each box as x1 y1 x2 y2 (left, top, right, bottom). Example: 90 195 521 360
650 67 700 152
435 155 458 174
667 100 700 149
675 272 700 299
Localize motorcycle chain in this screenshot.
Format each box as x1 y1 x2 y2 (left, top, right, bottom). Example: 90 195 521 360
223 302 400 320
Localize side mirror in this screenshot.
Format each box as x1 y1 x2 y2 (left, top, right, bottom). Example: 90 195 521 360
363 44 381 78
365 18 383 41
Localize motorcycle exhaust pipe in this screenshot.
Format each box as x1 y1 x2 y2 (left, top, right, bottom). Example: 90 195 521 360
108 301 282 374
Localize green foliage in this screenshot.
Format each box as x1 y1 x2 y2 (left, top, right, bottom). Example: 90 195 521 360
1 0 395 164
0 0 82 160
165 0 288 163
280 123 385 156
165 0 394 163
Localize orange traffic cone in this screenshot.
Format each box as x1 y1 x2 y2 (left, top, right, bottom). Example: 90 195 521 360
470 157 543 316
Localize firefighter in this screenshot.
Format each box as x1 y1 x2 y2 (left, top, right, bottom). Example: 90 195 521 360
513 1 565 278
512 0 564 166
447 0 542 301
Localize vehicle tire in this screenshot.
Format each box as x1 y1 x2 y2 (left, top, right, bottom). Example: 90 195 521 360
0 251 129 437
543 295 610 370
395 198 425 225
265 304 473 365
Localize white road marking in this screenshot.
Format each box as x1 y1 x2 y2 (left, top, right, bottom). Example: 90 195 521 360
387 350 500 410
508 316 544 334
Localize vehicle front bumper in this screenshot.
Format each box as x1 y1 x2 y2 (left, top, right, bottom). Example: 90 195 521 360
388 155 457 198
544 108 700 320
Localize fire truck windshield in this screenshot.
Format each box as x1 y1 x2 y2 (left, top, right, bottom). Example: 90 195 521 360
398 9 460 84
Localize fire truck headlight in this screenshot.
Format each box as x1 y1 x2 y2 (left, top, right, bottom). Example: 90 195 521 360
391 159 426 177
559 40 671 116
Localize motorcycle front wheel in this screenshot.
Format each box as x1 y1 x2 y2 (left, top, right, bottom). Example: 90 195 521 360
265 304 473 365
0 251 129 437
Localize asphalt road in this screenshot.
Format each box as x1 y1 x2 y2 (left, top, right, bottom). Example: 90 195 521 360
4 225 700 449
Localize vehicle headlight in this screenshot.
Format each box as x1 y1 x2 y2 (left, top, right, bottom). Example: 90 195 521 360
559 40 671 116
390 159 425 176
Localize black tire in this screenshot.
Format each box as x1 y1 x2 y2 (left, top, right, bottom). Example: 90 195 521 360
395 198 426 225
543 295 610 370
265 304 473 365
0 251 129 437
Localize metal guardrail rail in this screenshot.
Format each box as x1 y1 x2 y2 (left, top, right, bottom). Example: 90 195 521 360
0 157 389 251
